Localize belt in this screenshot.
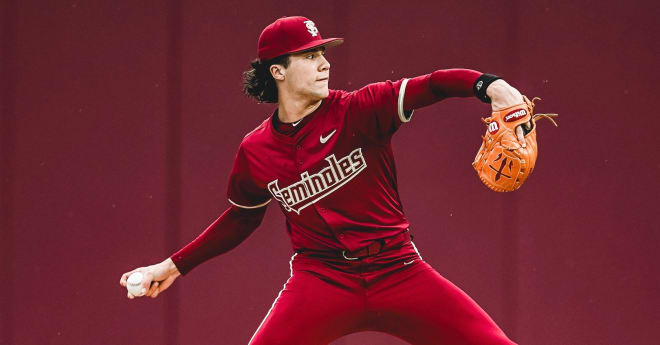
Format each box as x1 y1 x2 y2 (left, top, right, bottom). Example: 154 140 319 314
341 230 412 260
295 230 413 260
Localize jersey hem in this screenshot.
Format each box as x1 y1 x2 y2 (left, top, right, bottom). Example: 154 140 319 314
228 198 271 209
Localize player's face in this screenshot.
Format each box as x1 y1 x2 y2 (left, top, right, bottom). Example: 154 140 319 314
283 48 331 101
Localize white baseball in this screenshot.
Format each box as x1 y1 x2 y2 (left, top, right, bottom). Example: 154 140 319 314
126 272 146 297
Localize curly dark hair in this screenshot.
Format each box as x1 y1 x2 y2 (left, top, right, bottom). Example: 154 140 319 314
242 55 290 103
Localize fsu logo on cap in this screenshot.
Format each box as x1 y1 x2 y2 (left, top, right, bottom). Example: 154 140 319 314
257 16 343 61
304 20 318 37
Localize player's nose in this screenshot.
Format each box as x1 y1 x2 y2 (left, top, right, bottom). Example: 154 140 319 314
318 54 330 71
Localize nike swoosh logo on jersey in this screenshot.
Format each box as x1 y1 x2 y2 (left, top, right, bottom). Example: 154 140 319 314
320 129 336 144
292 119 303 126
403 259 416 266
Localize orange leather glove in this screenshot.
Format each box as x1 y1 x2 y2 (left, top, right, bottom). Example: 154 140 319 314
472 96 558 192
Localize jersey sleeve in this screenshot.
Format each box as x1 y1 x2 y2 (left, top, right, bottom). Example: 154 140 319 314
226 144 271 209
348 78 413 142
170 205 266 275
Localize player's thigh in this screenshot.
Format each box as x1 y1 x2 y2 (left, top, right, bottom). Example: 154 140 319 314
249 269 364 345
368 261 516 345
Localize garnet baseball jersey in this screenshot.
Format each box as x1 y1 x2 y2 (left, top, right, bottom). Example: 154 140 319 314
227 79 414 252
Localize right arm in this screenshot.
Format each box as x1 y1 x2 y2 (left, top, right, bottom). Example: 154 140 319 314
119 203 267 298
120 141 270 298
170 204 267 275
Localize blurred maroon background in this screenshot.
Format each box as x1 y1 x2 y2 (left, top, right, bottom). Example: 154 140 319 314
2 1 658 344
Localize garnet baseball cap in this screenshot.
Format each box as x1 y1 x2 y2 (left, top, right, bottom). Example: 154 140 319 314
257 16 344 61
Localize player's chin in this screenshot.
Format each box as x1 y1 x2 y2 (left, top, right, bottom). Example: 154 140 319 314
316 86 330 99
304 85 329 101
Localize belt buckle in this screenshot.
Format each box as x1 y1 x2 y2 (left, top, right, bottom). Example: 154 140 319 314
341 250 359 260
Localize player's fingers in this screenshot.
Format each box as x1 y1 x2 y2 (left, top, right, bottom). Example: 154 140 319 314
153 277 171 298
146 281 160 298
516 126 526 148
127 291 135 299
120 270 135 287
141 271 154 291
156 275 177 295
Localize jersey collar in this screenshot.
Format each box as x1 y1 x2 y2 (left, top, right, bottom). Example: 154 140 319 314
268 93 332 144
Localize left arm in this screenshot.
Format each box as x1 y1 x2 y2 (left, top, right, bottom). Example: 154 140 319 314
347 69 525 143
402 69 528 145
402 69 521 110
402 68 480 110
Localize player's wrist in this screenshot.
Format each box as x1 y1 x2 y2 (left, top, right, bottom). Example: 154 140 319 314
161 258 181 277
473 73 501 103
486 79 524 111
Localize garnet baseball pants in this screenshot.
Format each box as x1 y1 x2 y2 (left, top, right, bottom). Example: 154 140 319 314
248 241 517 345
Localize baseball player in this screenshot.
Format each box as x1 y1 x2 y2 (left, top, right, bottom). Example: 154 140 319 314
120 16 527 344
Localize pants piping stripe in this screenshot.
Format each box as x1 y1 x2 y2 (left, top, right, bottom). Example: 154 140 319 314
247 253 297 344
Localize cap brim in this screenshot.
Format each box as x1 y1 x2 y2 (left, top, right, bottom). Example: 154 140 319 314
288 37 344 55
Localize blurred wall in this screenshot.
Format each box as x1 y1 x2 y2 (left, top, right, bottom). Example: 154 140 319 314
1 1 658 344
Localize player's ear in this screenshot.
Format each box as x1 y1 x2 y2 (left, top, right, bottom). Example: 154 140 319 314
270 64 285 81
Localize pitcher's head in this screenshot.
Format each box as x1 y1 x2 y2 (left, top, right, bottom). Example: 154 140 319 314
243 16 343 103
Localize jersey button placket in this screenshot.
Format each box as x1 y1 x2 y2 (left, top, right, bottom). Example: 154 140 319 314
294 143 303 168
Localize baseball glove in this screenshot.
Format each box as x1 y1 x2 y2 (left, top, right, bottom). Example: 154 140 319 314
472 96 558 192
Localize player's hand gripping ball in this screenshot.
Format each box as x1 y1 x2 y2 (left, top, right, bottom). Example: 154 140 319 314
472 96 558 192
126 272 146 297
